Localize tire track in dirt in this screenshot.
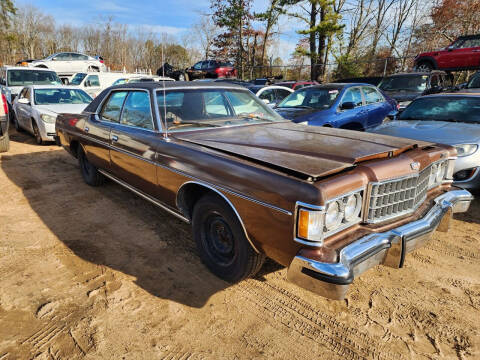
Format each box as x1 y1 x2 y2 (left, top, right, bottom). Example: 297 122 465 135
235 279 405 360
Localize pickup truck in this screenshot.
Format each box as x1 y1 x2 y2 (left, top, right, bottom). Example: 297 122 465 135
55 81 473 300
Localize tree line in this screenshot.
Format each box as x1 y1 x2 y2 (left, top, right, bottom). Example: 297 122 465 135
0 0 479 80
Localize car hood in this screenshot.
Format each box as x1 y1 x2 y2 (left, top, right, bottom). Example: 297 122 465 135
36 104 89 115
274 107 320 121
459 89 480 94
174 122 431 179
380 90 420 102
370 120 480 145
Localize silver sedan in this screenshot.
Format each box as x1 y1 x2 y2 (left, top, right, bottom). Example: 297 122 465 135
13 85 92 144
369 93 480 189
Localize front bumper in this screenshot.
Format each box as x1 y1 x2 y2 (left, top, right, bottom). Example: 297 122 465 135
287 189 473 300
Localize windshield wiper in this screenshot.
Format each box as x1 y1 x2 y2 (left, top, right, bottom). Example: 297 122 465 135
168 121 221 129
238 114 276 122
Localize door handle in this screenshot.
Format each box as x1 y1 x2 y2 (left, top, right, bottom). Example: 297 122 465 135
112 135 118 142
472 50 480 53
85 126 89 132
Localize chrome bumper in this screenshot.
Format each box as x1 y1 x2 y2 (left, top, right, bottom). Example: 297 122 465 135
287 189 473 300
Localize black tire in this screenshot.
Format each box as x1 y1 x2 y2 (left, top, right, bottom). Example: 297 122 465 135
32 121 43 145
415 61 433 72
78 147 105 186
192 194 265 282
87 66 99 72
0 134 9 153
13 112 22 131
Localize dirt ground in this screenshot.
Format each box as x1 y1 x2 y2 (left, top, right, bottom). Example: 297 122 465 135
0 128 479 360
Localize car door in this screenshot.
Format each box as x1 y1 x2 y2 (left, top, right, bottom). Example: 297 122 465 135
464 37 480 68
52 53 71 73
109 90 158 196
335 87 364 127
14 87 28 127
16 87 34 131
436 38 475 69
70 53 86 72
84 74 101 97
84 90 128 171
361 86 388 128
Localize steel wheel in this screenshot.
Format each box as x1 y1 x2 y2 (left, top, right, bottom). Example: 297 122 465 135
178 73 185 81
201 212 236 267
415 63 433 72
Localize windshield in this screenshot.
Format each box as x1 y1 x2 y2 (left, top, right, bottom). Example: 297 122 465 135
378 75 428 92
156 88 284 132
399 96 480 123
34 88 92 105
7 70 62 86
467 73 480 89
277 87 340 109
70 73 87 85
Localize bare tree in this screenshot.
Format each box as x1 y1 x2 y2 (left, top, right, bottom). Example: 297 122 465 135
192 15 219 59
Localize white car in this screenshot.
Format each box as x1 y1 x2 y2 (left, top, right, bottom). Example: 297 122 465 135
248 85 294 107
13 85 92 144
30 52 107 76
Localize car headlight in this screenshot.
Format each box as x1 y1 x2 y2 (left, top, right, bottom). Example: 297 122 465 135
455 144 478 157
40 114 57 124
296 190 363 245
428 160 449 188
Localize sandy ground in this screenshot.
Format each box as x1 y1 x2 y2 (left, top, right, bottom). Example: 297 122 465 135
0 128 479 360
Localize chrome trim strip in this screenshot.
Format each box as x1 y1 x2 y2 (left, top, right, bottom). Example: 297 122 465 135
287 189 473 300
97 169 190 223
177 181 260 253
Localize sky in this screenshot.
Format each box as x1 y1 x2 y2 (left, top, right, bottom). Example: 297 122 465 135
19 0 299 59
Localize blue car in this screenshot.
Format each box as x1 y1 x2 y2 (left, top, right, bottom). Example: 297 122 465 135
275 83 397 131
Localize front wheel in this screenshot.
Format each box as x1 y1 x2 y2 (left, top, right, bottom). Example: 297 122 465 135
0 134 9 153
13 112 22 131
32 121 43 145
78 147 105 186
192 194 265 282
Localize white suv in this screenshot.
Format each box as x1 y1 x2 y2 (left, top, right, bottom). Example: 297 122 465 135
30 52 107 76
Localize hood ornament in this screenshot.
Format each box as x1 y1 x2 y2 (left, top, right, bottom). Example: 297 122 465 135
410 162 420 171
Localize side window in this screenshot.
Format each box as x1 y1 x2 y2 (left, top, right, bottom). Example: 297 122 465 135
86 75 100 87
258 89 276 103
363 87 383 104
275 89 292 102
342 88 363 107
193 62 202 70
204 91 230 117
18 88 28 99
75 54 89 61
120 91 154 130
201 61 209 70
100 91 128 123
25 88 32 101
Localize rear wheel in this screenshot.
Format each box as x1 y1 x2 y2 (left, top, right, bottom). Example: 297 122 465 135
32 121 43 145
0 133 9 153
415 61 433 72
192 194 265 282
78 147 105 186
87 66 99 72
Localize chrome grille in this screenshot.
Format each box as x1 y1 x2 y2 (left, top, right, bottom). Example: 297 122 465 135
366 165 432 223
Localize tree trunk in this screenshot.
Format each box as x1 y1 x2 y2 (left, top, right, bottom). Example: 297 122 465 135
309 2 318 81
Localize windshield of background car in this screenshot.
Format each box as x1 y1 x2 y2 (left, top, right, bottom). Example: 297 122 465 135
378 75 428 92
467 73 480 89
70 73 87 85
277 87 340 109
7 70 62 86
34 88 93 105
156 88 284 132
399 97 480 123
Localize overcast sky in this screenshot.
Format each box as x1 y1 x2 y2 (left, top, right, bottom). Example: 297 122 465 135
19 0 299 59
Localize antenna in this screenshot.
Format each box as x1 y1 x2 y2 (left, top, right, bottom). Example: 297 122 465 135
161 44 169 141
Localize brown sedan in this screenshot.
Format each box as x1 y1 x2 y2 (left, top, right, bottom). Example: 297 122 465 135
55 82 473 300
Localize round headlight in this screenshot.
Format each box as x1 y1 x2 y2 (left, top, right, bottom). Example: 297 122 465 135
325 201 343 230
435 162 446 183
344 194 362 222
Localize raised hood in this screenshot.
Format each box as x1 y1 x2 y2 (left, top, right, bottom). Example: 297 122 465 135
174 122 432 179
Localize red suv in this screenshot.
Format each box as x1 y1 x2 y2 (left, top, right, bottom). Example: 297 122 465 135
185 60 237 81
415 34 480 72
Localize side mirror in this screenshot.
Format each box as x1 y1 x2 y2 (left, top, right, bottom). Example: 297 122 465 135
340 102 355 110
52 57 58 61
18 98 29 105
